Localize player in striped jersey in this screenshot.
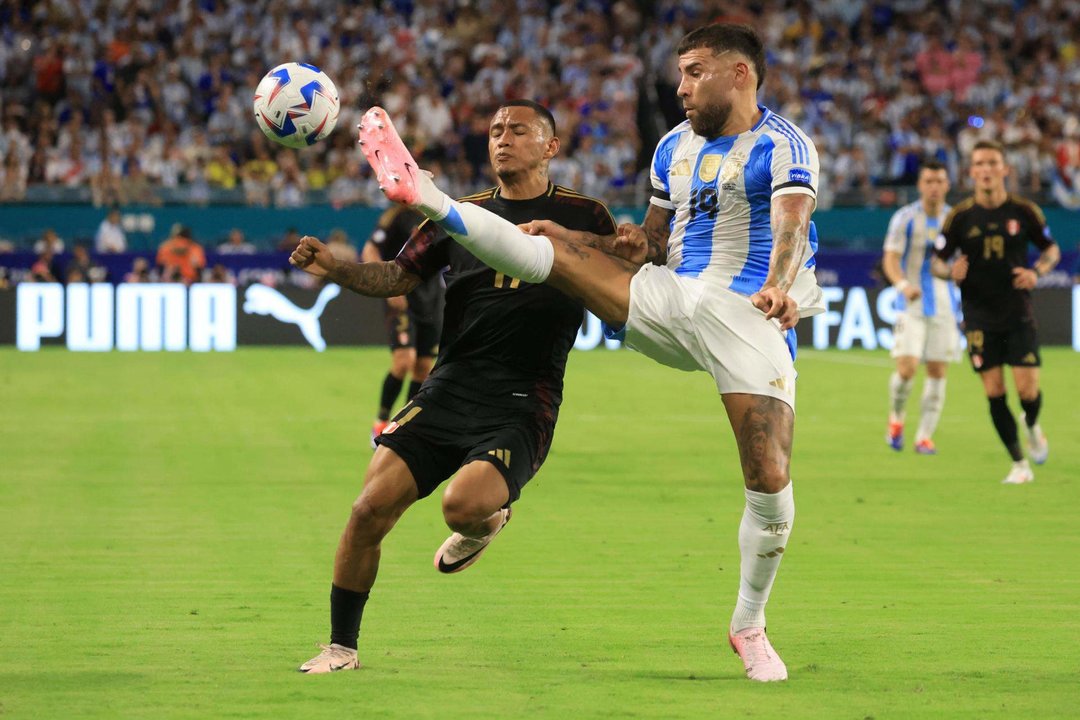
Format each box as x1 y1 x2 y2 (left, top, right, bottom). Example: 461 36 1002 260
356 23 820 682
881 161 959 454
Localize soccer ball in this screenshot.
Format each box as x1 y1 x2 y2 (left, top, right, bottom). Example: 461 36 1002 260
253 62 340 149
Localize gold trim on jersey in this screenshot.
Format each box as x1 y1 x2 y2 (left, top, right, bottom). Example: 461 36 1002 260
554 186 617 229
1009 194 1048 224
942 197 975 233
457 187 498 202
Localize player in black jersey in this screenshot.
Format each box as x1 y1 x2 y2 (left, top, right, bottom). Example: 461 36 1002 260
290 100 616 673
933 140 1060 485
360 206 444 447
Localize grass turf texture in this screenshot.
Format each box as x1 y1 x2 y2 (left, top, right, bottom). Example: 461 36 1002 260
1 347 1078 719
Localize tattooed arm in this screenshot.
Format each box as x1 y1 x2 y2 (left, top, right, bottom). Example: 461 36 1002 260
636 203 673 266
750 193 815 330
290 235 420 297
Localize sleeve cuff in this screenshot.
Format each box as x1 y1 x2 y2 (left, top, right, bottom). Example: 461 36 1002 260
772 182 815 196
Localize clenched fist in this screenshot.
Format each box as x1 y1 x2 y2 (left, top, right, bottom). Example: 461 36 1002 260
289 235 335 278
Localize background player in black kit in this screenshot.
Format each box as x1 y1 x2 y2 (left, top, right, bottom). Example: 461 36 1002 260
361 206 445 446
933 140 1060 485
289 100 616 673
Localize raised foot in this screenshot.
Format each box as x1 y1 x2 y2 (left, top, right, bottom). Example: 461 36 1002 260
357 107 422 205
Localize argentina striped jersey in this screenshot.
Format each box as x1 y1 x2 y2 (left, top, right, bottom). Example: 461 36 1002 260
883 201 958 319
649 105 824 316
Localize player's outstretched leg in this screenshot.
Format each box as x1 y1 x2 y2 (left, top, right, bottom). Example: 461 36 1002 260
357 106 555 285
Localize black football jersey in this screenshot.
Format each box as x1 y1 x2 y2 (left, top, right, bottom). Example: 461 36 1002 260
369 206 443 322
937 194 1054 330
395 183 617 415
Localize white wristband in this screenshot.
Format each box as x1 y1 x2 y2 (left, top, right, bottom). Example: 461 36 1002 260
894 279 910 291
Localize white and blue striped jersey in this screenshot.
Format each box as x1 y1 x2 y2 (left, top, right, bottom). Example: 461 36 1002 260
883 201 957 319
649 105 823 315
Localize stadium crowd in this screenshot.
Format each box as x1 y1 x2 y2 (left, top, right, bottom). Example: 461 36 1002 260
0 0 1078 216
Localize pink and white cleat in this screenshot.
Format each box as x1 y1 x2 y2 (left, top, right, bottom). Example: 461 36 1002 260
357 107 422 205
728 626 788 682
298 643 360 674
434 508 512 574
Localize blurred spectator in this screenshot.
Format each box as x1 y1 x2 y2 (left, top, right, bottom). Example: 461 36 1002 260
94 207 127 254
122 161 160 206
91 163 125 207
207 147 238 190
124 257 156 283
242 143 277 207
272 152 308 208
0 151 28 201
30 250 59 283
326 228 358 264
156 225 206 284
205 263 238 285
1052 129 1080 209
275 227 302 253
34 229 65 255
65 245 108 283
217 228 256 255
328 159 367 209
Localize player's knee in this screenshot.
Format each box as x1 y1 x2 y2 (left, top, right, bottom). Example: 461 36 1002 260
1017 386 1040 402
349 487 406 533
441 491 495 534
745 469 790 495
391 357 415 377
348 495 382 530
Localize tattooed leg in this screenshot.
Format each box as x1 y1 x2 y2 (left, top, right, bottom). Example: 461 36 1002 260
723 393 793 493
722 392 796 635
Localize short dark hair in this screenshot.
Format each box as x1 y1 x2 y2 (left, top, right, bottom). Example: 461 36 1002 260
972 139 1006 159
498 99 557 137
919 159 947 174
676 23 766 90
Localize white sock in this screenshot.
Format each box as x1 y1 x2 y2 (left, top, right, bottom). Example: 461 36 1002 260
731 483 795 632
413 174 554 283
889 372 914 421
916 377 946 442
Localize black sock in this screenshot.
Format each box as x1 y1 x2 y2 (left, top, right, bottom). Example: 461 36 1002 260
988 395 1023 462
330 583 369 650
407 379 423 400
1020 392 1042 427
378 373 404 421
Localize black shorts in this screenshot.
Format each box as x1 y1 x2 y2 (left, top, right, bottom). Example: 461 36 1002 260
965 322 1040 372
385 308 441 357
374 387 554 503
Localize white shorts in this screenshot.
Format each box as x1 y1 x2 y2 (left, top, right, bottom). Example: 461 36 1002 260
891 312 960 362
623 264 797 410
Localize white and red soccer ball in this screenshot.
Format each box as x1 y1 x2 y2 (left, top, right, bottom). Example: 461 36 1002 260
253 62 340 149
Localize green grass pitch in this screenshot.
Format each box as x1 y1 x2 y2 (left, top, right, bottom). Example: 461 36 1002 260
1 347 1078 719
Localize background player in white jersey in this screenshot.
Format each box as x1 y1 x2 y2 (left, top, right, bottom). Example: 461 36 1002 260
356 23 821 682
881 160 958 454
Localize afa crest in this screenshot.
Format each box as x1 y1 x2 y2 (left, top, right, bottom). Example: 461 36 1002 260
698 154 724 183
